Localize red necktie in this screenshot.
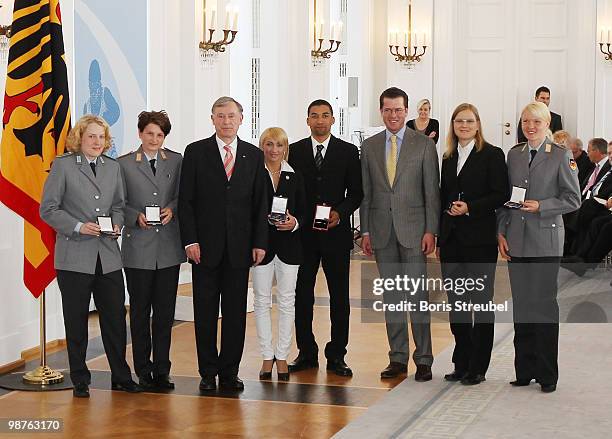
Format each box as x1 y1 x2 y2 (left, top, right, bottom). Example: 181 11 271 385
223 145 235 179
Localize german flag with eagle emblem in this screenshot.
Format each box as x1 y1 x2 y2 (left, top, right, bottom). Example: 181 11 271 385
0 0 71 298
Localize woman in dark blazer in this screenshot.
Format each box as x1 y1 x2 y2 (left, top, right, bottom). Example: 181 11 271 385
437 103 509 385
253 127 306 381
407 98 440 144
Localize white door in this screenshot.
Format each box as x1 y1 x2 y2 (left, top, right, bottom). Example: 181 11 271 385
453 0 572 153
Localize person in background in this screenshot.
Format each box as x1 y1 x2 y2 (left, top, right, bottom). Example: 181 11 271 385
517 86 563 143
40 115 141 398
407 98 440 144
552 130 570 147
567 137 594 185
252 127 306 381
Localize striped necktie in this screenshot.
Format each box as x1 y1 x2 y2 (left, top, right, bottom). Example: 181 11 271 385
315 145 324 170
223 145 235 179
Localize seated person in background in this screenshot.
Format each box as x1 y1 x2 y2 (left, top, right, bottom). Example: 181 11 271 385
568 137 594 185
564 141 612 255
562 201 612 276
517 86 563 143
552 130 570 147
407 98 440 144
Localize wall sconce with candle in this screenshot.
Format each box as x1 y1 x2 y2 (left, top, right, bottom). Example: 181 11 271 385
598 27 612 61
388 0 428 69
199 0 238 68
311 0 342 67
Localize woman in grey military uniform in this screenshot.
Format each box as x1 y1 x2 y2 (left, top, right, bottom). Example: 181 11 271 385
118 111 185 390
40 115 141 398
497 102 580 393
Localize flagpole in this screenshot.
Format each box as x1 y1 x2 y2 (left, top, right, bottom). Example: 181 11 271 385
22 289 64 385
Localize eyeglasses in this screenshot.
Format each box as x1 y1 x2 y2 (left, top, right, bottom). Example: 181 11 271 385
382 108 407 116
453 119 477 125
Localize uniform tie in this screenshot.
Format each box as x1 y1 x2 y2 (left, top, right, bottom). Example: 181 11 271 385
315 144 324 170
223 145 235 179
89 161 96 177
387 134 398 185
529 149 537 166
149 158 156 176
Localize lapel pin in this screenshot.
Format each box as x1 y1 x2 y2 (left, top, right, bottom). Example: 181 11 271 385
285 175 290 180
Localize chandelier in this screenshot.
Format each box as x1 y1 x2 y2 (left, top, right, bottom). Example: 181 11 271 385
388 0 428 69
199 0 238 68
311 0 342 67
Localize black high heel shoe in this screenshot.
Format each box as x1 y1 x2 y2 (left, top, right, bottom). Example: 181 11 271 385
259 358 275 380
276 358 290 381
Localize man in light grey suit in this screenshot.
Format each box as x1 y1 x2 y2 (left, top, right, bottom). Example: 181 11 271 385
497 101 580 393
119 110 186 390
361 87 440 381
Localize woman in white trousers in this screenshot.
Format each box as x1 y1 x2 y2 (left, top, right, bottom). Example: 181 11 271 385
253 127 306 380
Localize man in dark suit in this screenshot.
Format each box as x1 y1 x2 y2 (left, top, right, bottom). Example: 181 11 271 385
517 86 563 143
564 140 612 257
568 137 594 186
287 99 363 376
178 96 268 391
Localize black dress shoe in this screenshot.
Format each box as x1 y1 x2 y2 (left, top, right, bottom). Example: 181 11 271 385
444 370 468 382
199 376 216 391
461 374 486 385
73 382 90 398
326 359 353 377
540 383 557 393
288 355 319 372
138 373 156 390
415 364 433 382
510 378 532 386
154 375 175 390
111 379 142 393
219 376 244 391
380 362 407 379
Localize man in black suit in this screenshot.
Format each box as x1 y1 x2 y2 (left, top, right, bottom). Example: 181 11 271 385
178 96 268 391
565 140 612 256
287 99 363 376
517 86 563 143
568 137 594 186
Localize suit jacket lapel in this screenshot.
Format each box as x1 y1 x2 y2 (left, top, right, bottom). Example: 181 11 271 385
529 140 551 171
321 136 339 172
136 146 159 189
457 146 477 179
393 129 415 186
232 139 247 181
204 135 228 181
372 131 390 189
154 151 168 184
79 153 102 192
446 152 459 192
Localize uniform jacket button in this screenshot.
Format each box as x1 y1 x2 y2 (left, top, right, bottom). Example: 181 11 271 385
95 208 100 212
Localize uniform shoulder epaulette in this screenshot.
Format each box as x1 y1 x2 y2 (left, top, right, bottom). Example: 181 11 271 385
550 141 566 150
56 151 73 158
101 153 117 161
117 150 135 159
511 142 526 149
162 147 180 155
